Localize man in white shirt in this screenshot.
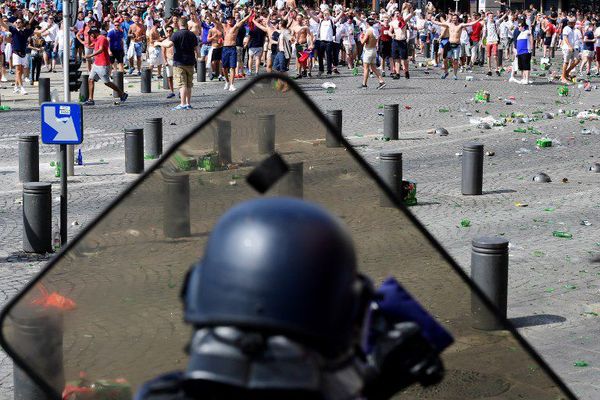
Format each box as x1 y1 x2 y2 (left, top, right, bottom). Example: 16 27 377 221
39 15 58 72
594 23 600 76
560 17 579 84
306 7 335 76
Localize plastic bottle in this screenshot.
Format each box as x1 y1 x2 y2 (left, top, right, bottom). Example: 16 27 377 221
552 231 572 239
55 161 61 178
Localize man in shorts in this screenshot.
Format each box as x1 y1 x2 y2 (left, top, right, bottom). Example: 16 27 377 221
560 17 579 84
107 21 125 72
481 12 501 76
172 17 198 110
221 13 251 91
127 15 145 76
83 28 128 106
359 18 385 89
77 19 96 72
0 17 34 94
156 26 176 99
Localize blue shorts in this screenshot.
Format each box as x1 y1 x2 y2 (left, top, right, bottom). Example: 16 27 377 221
200 43 211 57
221 46 237 69
134 42 143 57
273 51 289 72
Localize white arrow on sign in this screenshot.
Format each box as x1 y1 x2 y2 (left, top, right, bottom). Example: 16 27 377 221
44 105 78 141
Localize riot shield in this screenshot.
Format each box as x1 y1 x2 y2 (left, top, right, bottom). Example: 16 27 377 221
0 75 575 400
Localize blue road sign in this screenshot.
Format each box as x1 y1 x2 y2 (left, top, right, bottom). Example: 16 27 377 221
41 103 84 145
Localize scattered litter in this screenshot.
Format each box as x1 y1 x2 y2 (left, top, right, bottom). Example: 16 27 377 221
460 219 471 228
14 198 22 205
576 110 599 120
552 231 573 239
485 151 495 156
581 128 591 135
532 172 552 183
228 180 237 186
474 90 490 103
589 163 600 173
573 361 589 367
564 284 577 289
126 229 140 237
532 251 545 257
170 122 176 125
404 105 411 110
435 127 449 136
543 207 555 212
545 287 555 293
321 82 336 93
542 112 554 119
514 128 527 133
438 108 450 113
515 202 528 207
477 122 491 130
536 138 552 147
558 86 569 96
581 220 592 226
465 76 473 81
562 178 569 183
71 220 79 226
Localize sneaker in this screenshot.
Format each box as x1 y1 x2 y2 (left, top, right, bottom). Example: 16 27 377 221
83 100 95 106
527 80 534 84
453 75 458 80
128 68 135 75
172 104 186 110
333 69 340 75
157 75 163 79
13 86 19 93
20 87 28 95
486 71 492 76
405 71 410 79
210 73 216 81
359 84 368 89
441 72 449 79
376 81 386 90
24 77 31 83
392 74 400 80
294 74 302 79
508 76 519 83
381 71 386 77
119 92 128 102
137 71 141 76
228 85 237 92
0 76 7 82
166 92 176 99
218 75 225 81
183 104 193 110
224 82 230 90
495 70 501 76
518 79 528 85
307 72 312 77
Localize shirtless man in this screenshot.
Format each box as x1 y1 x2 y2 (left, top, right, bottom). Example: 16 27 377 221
389 7 414 79
437 14 450 78
221 12 252 91
430 13 480 79
207 12 224 81
155 25 176 99
360 18 386 89
188 9 201 59
292 14 312 78
127 16 146 75
147 24 164 78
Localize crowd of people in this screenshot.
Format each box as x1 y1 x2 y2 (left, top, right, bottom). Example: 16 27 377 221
0 0 599 106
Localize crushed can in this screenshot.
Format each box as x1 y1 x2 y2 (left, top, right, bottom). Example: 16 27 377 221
63 377 132 400
402 180 417 206
200 153 220 172
557 85 569 96
173 153 197 171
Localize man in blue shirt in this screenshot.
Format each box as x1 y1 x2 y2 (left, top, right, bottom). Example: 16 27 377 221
107 21 125 72
0 17 34 94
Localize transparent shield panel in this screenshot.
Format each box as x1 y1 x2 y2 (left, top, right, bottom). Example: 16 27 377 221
0 76 573 399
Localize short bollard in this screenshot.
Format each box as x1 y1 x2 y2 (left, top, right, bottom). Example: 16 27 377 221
19 135 39 183
384 104 399 140
379 151 402 207
12 310 64 400
124 128 144 173
113 71 124 98
462 142 484 195
197 60 206 82
258 114 276 154
497 50 503 68
162 172 191 238
38 78 51 105
79 74 89 102
471 236 509 331
326 109 343 148
141 69 152 93
144 118 163 159
278 162 303 198
215 119 232 165
22 182 52 253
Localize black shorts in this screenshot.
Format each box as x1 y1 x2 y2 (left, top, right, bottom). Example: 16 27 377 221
110 48 125 63
211 47 223 62
391 39 408 60
544 37 552 47
379 40 392 58
517 53 531 71
75 39 84 49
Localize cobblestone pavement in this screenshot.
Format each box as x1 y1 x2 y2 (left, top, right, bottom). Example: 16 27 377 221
0 54 599 399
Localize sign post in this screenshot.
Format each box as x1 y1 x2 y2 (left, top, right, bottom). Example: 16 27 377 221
41 103 83 245
63 0 76 177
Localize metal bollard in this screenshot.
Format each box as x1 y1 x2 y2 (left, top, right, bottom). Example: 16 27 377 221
162 172 190 238
124 128 144 173
384 104 399 140
278 162 303 198
326 109 343 148
471 236 509 331
38 78 51 105
258 114 276 154
19 135 39 183
79 74 89 102
144 118 163 159
497 49 503 68
197 60 206 82
461 142 484 195
141 68 152 93
113 71 124 98
22 182 52 253
425 42 431 60
162 66 169 89
12 309 64 400
379 151 402 207
215 119 232 165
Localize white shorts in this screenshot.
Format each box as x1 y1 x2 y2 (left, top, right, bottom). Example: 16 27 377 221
165 60 173 78
563 49 579 63
343 43 355 54
581 50 594 58
84 47 94 56
148 47 164 66
89 65 111 83
249 47 263 57
12 53 28 66
362 47 376 64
